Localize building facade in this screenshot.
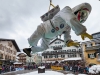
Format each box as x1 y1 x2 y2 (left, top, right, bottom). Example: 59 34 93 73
0 39 20 65
17 53 26 64
92 32 100 39
26 53 42 65
42 38 83 63
82 39 100 66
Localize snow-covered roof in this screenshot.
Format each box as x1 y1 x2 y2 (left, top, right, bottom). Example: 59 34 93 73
14 62 23 64
62 57 82 61
38 66 45 69
16 52 26 56
0 38 20 52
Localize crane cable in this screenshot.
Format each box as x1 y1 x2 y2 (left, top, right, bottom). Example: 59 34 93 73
48 0 55 11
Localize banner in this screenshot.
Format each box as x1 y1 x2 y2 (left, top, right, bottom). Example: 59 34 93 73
15 68 24 71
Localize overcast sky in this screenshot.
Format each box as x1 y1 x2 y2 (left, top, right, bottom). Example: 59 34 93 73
0 0 100 50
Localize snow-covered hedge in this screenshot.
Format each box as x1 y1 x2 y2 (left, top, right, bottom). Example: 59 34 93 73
89 65 100 74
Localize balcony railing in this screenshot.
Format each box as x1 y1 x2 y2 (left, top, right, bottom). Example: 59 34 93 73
42 51 82 56
86 45 100 50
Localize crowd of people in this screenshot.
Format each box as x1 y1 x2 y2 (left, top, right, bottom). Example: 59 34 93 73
0 60 94 74
24 60 92 74
24 63 51 70
62 61 90 74
0 65 15 74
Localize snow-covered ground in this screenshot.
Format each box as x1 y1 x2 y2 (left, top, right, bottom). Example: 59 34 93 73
13 64 100 75
89 65 100 74
17 70 87 75
17 71 64 75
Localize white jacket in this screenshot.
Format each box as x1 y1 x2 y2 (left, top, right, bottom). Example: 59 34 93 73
28 3 91 53
44 3 91 42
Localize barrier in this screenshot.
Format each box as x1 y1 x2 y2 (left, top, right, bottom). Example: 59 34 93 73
51 66 63 70
15 68 24 71
38 66 45 73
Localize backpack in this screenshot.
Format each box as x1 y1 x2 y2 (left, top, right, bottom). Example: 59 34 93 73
40 5 60 22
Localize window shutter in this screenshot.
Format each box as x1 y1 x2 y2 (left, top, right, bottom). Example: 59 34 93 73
88 54 90 58
94 53 96 58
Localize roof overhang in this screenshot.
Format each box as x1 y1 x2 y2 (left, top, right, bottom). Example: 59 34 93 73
0 38 20 52
62 57 82 61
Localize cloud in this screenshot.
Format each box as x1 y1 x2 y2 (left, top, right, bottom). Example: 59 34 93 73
0 0 100 50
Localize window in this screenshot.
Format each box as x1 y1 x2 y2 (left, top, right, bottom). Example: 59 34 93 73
70 54 73 57
73 54 77 57
85 44 87 47
61 55 65 58
68 54 76 58
88 53 95 58
51 51 53 54
79 49 81 52
67 49 71 52
49 55 53 58
87 43 92 47
55 51 57 53
0 44 4 51
0 54 3 59
58 50 62 53
63 50 66 52
80 54 82 57
72 49 76 52
55 55 58 58
55 42 57 44
8 42 12 47
44 56 48 58
55 42 61 44
68 54 70 57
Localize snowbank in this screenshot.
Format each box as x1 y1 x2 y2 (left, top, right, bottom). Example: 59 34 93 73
89 65 100 74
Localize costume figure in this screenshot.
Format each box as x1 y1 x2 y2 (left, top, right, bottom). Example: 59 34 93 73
23 3 93 57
